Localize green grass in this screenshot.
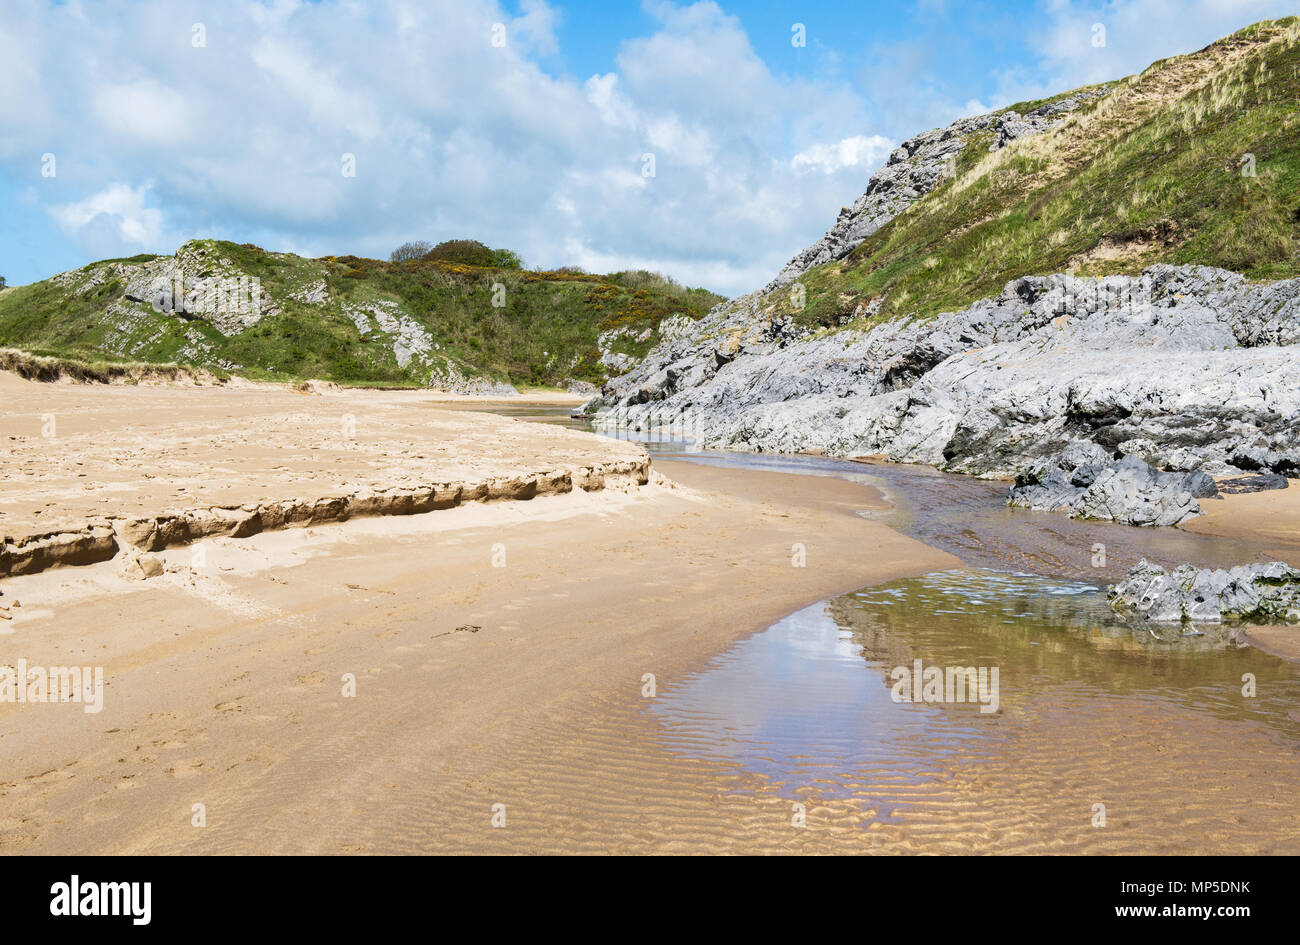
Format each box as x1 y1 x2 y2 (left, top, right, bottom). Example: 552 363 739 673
0 241 725 387
767 18 1300 332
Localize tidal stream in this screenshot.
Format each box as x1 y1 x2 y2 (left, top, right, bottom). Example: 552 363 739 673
476 402 1300 849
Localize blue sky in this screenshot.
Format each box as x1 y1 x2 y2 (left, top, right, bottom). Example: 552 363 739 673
1 0 1296 295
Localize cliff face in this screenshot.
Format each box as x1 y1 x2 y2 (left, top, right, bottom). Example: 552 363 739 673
590 19 1300 509
595 265 1300 476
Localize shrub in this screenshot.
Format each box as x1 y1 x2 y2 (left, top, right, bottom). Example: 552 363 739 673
422 239 498 267
609 269 683 293
390 240 433 262
491 248 524 270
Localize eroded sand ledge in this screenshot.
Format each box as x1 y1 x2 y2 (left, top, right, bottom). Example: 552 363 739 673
0 371 648 576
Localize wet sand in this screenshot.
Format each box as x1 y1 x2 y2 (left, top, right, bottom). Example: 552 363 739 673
1173 488 1300 661
3 378 1298 853
1185 484 1300 548
0 447 956 853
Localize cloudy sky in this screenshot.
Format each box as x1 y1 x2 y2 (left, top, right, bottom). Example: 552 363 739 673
1 0 1295 294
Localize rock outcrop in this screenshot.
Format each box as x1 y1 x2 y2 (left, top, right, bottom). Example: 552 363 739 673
1007 443 1218 526
1 460 650 578
122 242 281 335
988 90 1111 150
767 88 1109 290
1108 559 1300 624
1216 473 1289 494
592 266 1300 495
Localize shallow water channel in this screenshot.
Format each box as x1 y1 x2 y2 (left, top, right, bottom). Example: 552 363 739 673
480 403 1300 848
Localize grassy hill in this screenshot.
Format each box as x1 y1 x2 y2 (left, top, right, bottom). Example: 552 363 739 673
767 17 1300 330
0 240 724 389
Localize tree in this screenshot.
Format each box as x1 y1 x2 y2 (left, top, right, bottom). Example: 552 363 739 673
390 241 433 262
422 239 497 267
490 248 524 270
0 275 7 289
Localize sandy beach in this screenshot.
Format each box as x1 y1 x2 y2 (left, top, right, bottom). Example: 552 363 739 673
3 376 1299 854
0 376 958 853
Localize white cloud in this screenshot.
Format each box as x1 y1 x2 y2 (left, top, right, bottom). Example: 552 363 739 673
92 81 193 146
0 0 897 296
791 135 895 175
512 0 562 56
992 0 1300 106
585 73 637 129
249 38 383 142
51 183 167 249
22 0 1279 295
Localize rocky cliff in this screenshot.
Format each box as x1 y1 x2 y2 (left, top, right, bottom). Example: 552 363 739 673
589 19 1300 523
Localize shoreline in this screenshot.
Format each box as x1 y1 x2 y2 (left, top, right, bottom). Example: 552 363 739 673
0 371 624 578
3 374 1298 852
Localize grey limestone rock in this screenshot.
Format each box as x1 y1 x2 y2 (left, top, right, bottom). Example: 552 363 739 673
1007 447 1217 526
1108 559 1300 624
592 266 1300 514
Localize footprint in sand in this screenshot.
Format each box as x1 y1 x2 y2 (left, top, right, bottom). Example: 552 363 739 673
163 759 205 779
25 765 77 786
293 670 327 690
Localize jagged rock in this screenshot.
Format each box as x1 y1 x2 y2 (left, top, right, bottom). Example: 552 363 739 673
121 242 279 334
597 327 644 375
1008 447 1216 526
344 300 439 369
1108 559 1300 624
766 88 1109 291
426 366 518 397
121 550 165 580
289 279 329 304
988 90 1111 150
657 314 697 342
565 379 597 396
593 266 1300 503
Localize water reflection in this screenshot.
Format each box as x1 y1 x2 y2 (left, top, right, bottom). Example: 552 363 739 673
648 599 1000 807
650 569 1300 802
484 402 1300 842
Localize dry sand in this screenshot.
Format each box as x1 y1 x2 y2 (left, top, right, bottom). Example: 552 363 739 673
0 372 642 576
3 375 1297 853
0 376 958 853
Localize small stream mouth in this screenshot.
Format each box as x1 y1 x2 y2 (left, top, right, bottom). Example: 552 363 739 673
486 404 1300 845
